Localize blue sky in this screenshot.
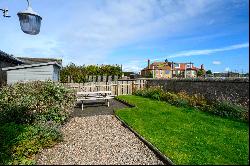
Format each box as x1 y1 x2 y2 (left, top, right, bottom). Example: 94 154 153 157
0 0 249 73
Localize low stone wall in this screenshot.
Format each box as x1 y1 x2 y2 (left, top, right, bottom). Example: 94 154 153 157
146 78 249 108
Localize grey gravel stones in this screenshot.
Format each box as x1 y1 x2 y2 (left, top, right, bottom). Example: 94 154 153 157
36 100 163 165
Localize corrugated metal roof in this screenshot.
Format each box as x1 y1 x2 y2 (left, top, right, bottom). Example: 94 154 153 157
2 62 61 71
17 57 62 65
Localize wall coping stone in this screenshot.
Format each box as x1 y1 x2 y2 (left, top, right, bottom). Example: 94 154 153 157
146 78 249 83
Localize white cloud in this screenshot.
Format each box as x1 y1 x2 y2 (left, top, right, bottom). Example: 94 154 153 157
225 67 231 72
54 0 218 65
166 43 249 58
122 60 145 73
121 42 248 72
1 0 245 67
212 61 221 65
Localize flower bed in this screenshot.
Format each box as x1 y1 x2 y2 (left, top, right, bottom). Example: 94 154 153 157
133 87 248 122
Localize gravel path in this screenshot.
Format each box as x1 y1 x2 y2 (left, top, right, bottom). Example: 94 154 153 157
36 99 164 165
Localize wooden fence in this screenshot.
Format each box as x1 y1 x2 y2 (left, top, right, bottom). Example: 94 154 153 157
63 79 147 95
66 75 120 83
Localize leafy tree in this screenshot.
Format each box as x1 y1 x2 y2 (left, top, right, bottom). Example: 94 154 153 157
146 72 153 78
197 69 206 77
60 63 122 83
206 70 212 75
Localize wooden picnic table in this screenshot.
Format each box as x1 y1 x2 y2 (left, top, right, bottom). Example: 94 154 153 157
76 91 115 110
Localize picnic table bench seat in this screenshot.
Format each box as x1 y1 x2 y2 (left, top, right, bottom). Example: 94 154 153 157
76 91 115 110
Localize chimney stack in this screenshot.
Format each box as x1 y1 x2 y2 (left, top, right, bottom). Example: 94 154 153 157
148 59 150 69
201 64 204 70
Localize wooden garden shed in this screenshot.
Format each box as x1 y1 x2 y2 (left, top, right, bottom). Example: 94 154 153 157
2 62 61 84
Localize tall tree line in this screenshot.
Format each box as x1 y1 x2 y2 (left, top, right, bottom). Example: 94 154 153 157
60 63 122 83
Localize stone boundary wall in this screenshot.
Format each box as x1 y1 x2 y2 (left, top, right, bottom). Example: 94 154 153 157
146 78 249 108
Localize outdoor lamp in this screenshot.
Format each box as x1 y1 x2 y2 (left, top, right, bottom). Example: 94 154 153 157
17 0 42 35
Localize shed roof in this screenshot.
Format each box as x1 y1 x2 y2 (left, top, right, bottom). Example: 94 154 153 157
0 50 23 64
17 57 62 65
2 62 61 71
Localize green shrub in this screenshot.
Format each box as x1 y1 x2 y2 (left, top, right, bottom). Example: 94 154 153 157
0 105 34 124
206 101 248 122
0 81 76 125
0 81 76 164
177 91 207 108
0 123 62 165
134 87 164 100
60 63 122 83
161 92 179 104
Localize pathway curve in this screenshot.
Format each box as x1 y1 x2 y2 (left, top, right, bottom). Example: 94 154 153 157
36 99 164 165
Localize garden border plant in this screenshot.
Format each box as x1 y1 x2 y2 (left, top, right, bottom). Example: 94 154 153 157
133 87 249 122
0 81 76 165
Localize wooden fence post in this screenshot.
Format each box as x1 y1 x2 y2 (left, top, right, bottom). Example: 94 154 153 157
103 75 107 82
114 75 118 81
89 75 92 82
93 75 96 82
85 75 88 82
68 75 70 83
108 76 112 82
132 80 135 94
97 75 101 82
117 81 119 96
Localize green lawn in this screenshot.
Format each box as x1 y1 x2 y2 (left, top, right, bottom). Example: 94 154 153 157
115 95 249 165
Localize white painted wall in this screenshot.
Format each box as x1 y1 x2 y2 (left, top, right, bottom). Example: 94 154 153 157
6 65 56 84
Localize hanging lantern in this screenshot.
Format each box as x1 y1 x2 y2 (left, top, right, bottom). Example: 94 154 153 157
17 0 42 35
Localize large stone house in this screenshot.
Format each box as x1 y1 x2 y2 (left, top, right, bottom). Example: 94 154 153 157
141 60 172 78
172 62 202 78
141 59 204 78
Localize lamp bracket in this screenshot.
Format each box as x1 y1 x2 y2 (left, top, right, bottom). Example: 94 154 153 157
0 8 11 17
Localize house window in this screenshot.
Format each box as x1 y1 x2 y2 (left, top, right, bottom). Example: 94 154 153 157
186 64 191 68
174 63 180 68
165 70 170 74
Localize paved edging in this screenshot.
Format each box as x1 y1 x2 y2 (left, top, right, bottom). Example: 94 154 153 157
114 97 174 165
